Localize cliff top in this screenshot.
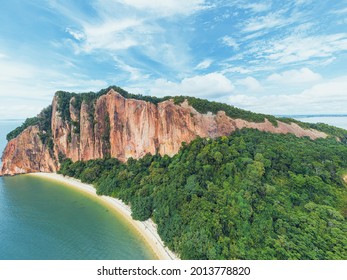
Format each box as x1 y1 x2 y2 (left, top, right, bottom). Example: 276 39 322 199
6 86 347 143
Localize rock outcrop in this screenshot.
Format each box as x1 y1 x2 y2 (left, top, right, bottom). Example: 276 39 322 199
0 126 57 175
0 89 327 176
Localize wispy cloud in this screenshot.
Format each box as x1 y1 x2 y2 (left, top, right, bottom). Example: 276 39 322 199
113 57 150 81
55 0 208 77
2 0 347 118
294 0 313 6
229 75 347 115
195 59 213 70
241 2 272 13
331 7 347 14
221 36 239 49
65 27 86 41
242 10 294 33
113 0 209 16
67 18 143 53
248 33 347 65
221 66 252 74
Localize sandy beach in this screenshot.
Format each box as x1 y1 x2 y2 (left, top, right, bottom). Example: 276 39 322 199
28 172 179 260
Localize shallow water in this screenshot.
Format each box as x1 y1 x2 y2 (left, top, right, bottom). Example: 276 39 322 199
0 174 155 260
0 121 154 260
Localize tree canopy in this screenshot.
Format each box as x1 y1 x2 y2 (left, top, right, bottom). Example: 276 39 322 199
59 129 347 260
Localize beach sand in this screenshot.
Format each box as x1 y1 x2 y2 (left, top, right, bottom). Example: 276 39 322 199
28 172 179 260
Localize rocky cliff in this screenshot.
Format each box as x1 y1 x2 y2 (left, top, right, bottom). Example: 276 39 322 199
0 89 327 176
1 125 57 175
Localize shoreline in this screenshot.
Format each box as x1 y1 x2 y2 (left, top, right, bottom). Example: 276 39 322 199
28 172 179 260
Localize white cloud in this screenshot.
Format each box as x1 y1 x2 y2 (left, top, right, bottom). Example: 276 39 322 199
221 64 275 75
267 68 322 84
242 11 294 33
77 18 143 52
114 0 208 16
221 36 239 49
293 22 315 33
229 75 347 115
295 0 312 5
242 2 272 13
252 33 347 64
236 76 263 92
149 73 234 98
66 27 86 41
195 59 213 70
113 57 150 81
331 7 347 14
221 66 252 74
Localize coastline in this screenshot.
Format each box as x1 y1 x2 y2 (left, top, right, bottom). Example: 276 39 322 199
28 172 179 260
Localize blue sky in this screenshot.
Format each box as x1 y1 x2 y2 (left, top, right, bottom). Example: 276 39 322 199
1 0 347 119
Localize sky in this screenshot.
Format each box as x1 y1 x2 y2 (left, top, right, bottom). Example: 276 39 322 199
1 0 347 119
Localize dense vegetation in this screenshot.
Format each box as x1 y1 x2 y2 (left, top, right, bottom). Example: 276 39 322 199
59 129 347 260
6 105 53 149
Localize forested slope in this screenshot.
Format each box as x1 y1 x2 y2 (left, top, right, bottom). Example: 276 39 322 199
59 129 347 260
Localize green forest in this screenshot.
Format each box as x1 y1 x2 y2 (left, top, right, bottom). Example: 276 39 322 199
59 129 347 260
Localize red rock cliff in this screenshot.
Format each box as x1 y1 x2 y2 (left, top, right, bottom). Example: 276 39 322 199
0 126 57 175
0 89 327 176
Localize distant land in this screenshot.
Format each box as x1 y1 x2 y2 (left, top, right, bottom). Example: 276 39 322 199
2 114 347 123
0 119 25 122
278 114 347 118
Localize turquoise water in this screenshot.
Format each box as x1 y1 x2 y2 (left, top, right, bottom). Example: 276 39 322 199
0 121 155 260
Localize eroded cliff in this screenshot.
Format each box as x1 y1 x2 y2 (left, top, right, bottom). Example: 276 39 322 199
0 125 57 175
0 89 327 176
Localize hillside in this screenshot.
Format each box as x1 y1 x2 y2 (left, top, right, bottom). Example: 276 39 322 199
59 129 347 259
0 86 331 176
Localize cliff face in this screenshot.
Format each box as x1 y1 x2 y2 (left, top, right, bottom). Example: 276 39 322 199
0 89 327 176
0 126 57 175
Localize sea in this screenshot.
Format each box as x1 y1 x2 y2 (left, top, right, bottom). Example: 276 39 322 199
0 120 155 260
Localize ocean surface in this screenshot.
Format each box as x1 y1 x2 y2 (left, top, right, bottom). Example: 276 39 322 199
0 120 154 260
